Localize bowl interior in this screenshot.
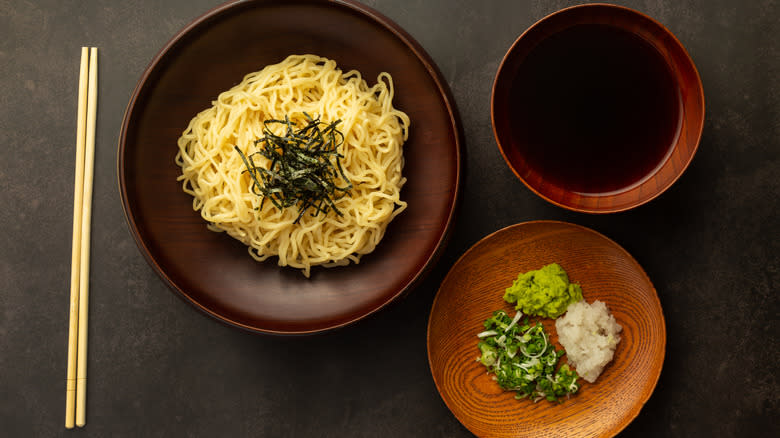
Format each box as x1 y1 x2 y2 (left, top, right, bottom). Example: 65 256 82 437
492 4 704 213
118 0 461 334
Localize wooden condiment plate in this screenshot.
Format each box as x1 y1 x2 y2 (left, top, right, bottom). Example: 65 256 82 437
427 221 665 437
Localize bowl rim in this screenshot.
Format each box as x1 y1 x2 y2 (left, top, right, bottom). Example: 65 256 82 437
116 0 463 335
490 3 705 214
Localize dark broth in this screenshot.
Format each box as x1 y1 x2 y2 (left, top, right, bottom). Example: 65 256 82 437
510 24 681 194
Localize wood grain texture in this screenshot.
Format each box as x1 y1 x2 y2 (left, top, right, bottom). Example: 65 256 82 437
491 4 704 213
117 0 462 334
427 221 665 437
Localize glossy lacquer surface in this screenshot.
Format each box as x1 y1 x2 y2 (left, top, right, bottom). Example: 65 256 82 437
118 0 462 334
428 221 664 437
492 4 705 213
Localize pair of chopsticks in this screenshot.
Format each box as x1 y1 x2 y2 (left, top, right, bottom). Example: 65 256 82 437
66 47 98 429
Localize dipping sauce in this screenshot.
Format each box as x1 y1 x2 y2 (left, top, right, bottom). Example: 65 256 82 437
509 24 682 195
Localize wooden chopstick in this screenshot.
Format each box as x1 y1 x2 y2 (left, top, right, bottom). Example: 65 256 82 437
66 46 97 429
76 46 98 428
65 47 89 429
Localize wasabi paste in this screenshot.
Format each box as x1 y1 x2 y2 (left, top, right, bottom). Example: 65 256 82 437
503 263 583 318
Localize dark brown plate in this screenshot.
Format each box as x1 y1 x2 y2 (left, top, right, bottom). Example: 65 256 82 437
428 221 665 437
118 0 461 334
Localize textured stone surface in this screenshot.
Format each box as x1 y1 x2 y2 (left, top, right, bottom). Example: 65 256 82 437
0 0 777 436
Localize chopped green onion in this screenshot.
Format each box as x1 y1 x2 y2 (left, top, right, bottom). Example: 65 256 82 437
476 310 580 403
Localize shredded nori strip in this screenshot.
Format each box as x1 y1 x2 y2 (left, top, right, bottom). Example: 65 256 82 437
235 113 352 223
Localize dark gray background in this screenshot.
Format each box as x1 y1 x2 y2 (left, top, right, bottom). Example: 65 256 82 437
1 0 777 436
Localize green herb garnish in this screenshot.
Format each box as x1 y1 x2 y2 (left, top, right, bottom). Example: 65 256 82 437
476 310 580 402
235 113 352 223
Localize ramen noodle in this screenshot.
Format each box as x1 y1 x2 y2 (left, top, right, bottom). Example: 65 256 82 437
175 55 409 277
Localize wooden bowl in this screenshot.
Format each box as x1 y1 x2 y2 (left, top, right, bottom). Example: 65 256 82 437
491 4 704 213
427 221 665 437
118 0 462 334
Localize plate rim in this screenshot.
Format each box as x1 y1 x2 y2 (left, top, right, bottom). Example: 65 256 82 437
117 0 463 335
